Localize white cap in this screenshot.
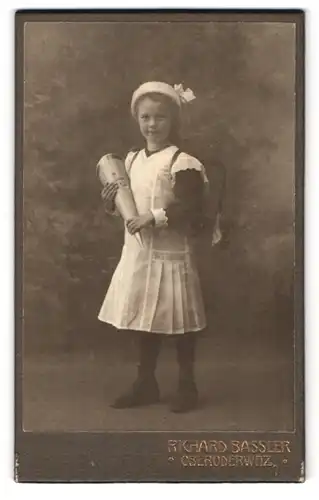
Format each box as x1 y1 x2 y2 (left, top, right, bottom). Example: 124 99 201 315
131 81 181 116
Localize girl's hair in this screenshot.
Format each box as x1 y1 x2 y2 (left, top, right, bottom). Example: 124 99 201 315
133 92 182 147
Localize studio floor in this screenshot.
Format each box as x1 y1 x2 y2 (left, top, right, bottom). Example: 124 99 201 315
22 342 294 432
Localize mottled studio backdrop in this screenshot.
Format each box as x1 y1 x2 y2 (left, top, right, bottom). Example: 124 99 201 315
23 21 295 430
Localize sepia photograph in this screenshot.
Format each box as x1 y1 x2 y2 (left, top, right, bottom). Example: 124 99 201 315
15 10 304 482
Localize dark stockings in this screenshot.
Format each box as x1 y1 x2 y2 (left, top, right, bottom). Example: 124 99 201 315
112 331 198 411
137 331 197 382
137 332 162 378
175 333 197 385
171 333 198 412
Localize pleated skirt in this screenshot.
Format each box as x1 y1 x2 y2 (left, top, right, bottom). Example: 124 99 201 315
98 240 206 335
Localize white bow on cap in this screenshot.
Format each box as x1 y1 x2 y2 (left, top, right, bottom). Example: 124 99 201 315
174 83 196 103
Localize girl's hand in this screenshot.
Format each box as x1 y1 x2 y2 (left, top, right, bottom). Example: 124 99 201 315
101 182 118 212
126 211 154 234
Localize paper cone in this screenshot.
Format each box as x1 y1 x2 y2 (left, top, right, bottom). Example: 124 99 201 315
97 154 143 248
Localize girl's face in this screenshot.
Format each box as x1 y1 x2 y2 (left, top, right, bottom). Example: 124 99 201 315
136 95 173 149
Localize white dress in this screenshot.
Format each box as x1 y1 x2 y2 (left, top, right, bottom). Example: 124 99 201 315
98 145 208 334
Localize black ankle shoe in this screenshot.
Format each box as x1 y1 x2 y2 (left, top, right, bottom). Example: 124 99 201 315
170 380 198 413
111 375 160 409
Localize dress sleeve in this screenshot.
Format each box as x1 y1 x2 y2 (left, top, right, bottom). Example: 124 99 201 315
171 153 209 185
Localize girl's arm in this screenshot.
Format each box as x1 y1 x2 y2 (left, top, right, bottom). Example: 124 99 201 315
101 183 120 216
151 155 209 236
102 150 138 217
167 169 206 235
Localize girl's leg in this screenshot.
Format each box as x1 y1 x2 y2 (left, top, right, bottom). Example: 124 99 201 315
171 332 198 413
111 332 162 408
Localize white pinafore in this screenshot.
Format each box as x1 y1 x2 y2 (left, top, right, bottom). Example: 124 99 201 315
98 145 207 334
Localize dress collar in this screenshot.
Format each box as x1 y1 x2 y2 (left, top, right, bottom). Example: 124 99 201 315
142 144 176 158
144 144 174 158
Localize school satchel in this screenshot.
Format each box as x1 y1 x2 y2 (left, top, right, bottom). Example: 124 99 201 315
127 147 226 246
169 149 226 249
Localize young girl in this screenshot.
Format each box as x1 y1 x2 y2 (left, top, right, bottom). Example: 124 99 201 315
99 81 214 413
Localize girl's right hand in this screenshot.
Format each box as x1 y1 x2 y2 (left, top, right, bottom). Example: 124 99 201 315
101 182 119 212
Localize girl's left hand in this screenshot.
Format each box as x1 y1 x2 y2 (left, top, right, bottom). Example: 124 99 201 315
126 212 154 234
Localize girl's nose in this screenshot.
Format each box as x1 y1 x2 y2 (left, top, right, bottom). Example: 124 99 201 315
149 118 156 127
